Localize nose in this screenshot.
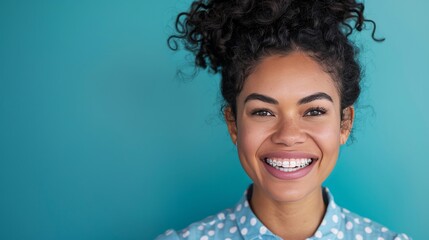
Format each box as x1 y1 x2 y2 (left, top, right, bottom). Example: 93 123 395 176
270 117 306 146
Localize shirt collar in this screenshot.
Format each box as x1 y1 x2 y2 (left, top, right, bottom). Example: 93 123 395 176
233 185 276 240
233 185 342 240
315 187 343 239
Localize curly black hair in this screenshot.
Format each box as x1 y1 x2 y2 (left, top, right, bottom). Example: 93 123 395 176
167 0 383 120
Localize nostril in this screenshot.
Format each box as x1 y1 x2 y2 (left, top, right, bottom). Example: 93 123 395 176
271 126 306 146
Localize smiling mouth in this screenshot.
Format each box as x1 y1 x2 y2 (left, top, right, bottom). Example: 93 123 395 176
263 158 316 172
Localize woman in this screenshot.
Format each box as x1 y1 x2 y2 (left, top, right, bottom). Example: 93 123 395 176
158 0 411 239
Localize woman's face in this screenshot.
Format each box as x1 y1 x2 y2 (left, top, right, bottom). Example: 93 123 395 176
226 52 353 203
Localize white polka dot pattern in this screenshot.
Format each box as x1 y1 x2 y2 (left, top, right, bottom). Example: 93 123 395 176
217 222 224 229
236 204 242 212
332 214 339 223
250 217 257 226
239 216 246 224
229 226 237 234
155 187 412 240
337 231 344 239
365 226 372 234
165 230 173 236
346 222 354 231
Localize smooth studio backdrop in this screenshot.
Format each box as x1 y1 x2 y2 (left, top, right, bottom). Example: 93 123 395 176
0 1 427 239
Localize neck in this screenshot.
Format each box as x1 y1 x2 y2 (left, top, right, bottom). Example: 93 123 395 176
249 185 326 240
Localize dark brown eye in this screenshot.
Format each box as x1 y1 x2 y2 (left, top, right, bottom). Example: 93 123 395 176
305 107 327 116
251 109 274 117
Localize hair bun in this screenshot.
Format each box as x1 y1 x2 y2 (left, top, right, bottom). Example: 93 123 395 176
168 0 383 75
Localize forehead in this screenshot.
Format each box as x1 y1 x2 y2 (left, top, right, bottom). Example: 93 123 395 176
240 52 340 102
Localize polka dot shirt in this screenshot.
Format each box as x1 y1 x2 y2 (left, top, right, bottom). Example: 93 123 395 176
156 187 411 240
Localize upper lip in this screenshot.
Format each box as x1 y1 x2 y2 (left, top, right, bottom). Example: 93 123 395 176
260 151 319 160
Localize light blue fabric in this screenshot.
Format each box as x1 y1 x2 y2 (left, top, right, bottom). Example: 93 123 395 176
157 186 411 240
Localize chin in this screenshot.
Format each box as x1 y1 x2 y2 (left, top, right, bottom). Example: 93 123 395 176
259 178 322 203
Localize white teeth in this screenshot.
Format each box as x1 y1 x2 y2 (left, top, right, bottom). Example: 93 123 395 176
265 158 314 171
282 161 289 168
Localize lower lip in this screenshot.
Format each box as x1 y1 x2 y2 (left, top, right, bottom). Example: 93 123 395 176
263 159 316 180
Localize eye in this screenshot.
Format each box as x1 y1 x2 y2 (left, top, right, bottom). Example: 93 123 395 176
304 107 327 116
251 109 274 117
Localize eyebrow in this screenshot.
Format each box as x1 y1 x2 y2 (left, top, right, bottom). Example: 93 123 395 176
244 93 279 104
244 92 333 105
298 92 333 105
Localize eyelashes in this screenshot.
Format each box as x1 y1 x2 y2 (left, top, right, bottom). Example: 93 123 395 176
250 107 328 117
250 108 274 117
304 106 327 116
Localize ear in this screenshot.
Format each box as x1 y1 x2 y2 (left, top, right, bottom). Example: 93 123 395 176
224 107 238 145
340 106 354 145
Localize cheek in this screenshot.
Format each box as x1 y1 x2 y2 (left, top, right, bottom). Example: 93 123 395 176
305 120 341 172
307 122 341 146
235 119 271 176
237 117 273 154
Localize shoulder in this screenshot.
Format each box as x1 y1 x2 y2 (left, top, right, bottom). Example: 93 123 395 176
155 208 237 240
155 229 180 240
339 207 412 240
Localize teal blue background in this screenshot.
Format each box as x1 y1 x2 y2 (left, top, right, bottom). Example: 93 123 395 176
0 1 427 239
